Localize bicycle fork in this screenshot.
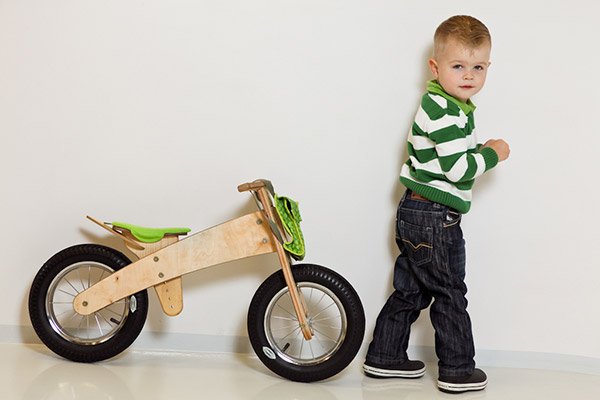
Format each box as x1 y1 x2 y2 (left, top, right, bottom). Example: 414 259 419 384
254 186 313 341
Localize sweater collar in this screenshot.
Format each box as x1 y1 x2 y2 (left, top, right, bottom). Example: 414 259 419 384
427 79 476 115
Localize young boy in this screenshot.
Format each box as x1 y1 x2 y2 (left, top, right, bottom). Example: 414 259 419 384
363 16 510 393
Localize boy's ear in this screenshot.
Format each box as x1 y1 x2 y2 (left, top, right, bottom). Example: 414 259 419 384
429 58 439 78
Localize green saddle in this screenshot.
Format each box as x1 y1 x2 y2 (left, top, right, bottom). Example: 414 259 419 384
112 222 191 243
274 195 305 261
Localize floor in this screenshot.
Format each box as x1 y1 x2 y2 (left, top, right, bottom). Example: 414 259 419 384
2 343 599 400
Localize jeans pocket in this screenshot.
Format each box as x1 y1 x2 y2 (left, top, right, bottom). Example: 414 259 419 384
399 220 434 266
443 211 464 246
443 210 462 228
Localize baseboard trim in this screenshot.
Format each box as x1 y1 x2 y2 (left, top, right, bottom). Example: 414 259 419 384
4 325 599 375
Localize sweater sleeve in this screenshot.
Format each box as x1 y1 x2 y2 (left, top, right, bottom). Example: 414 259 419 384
426 112 498 183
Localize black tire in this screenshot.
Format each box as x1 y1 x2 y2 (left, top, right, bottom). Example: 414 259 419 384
28 244 148 362
248 264 365 382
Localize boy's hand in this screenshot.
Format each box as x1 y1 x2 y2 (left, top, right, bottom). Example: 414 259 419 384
482 139 510 162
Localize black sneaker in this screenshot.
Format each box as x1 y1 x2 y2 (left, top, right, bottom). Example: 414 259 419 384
363 360 426 379
437 368 488 393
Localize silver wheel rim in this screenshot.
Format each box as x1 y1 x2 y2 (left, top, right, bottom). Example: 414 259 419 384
264 282 347 366
46 261 130 345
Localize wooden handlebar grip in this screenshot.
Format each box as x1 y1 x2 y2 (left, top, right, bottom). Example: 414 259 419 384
237 181 266 192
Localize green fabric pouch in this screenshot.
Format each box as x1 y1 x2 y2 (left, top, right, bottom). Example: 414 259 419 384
274 195 305 261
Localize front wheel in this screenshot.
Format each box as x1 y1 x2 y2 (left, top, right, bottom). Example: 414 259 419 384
248 264 365 382
28 244 148 362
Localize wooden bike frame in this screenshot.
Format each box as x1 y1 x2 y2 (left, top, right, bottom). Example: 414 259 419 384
74 181 313 340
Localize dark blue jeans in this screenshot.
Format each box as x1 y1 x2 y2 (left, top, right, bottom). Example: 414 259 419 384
366 190 475 377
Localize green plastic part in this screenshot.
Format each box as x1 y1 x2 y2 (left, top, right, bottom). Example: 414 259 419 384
274 195 305 261
112 222 191 243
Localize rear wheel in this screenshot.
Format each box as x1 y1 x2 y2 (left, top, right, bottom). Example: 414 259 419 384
28 244 148 362
248 264 365 382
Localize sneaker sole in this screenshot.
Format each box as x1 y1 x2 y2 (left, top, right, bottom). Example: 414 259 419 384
363 364 426 379
437 379 487 393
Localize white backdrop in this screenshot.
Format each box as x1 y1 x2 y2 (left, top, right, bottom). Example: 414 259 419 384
2 0 599 371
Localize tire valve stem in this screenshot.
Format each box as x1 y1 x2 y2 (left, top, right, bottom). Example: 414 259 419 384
282 343 290 353
110 318 121 325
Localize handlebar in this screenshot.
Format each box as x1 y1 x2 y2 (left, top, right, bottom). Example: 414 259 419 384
237 181 266 192
237 179 274 196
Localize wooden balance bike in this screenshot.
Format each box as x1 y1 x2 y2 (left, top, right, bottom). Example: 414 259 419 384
28 179 365 382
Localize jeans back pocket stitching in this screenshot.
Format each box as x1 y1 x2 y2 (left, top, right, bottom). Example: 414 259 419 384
401 238 433 251
443 220 460 228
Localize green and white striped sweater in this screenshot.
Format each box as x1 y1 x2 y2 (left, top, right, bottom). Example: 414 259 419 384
399 80 499 213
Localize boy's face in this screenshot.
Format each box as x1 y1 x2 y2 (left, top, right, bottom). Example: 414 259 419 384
429 39 491 103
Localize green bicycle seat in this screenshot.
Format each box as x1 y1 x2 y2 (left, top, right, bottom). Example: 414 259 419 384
112 222 191 243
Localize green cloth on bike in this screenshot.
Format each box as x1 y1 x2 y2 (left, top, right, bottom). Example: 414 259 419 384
274 195 305 261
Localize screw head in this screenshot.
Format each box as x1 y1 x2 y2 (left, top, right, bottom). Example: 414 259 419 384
158 272 165 278
153 256 159 262
82 301 88 307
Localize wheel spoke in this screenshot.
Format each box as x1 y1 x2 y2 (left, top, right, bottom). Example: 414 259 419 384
303 287 314 317
93 313 104 336
311 331 327 351
54 308 76 318
276 302 298 320
56 289 77 297
97 311 117 327
64 310 81 325
104 307 126 317
271 323 301 331
278 325 301 341
63 277 80 295
76 313 85 333
312 326 337 342
313 292 327 310
311 314 341 323
271 315 297 321
77 268 86 292
309 301 336 320
312 322 341 330
298 331 304 357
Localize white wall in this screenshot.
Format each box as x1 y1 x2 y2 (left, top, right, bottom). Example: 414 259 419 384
2 0 599 371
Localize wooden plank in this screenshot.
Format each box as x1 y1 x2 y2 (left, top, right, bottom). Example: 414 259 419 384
154 277 183 316
73 211 276 315
118 234 186 315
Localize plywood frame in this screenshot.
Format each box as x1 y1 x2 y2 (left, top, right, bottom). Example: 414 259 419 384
120 233 185 316
74 211 276 315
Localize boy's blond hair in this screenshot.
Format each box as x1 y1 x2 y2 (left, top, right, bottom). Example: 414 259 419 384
433 15 491 57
